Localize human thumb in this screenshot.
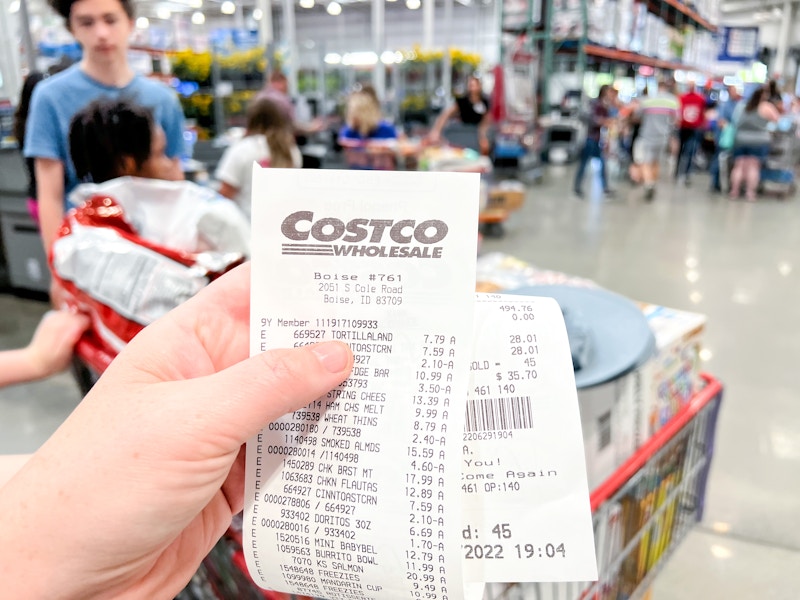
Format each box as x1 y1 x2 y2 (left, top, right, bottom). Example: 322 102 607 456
162 341 353 449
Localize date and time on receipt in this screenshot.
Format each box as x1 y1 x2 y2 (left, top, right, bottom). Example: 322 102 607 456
244 168 598 600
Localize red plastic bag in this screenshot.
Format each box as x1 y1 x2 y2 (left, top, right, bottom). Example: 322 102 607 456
51 190 246 359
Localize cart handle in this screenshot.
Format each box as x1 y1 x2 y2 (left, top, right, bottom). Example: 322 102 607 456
589 373 723 512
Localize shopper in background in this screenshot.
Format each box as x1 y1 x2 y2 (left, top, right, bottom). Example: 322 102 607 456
710 85 742 193
23 0 185 291
338 88 399 170
619 89 645 184
257 70 325 138
573 84 615 199
674 81 707 186
633 80 680 201
766 79 786 113
428 75 492 155
0 310 90 388
0 263 354 598
70 98 183 184
729 87 780 202
214 97 301 218
13 71 46 222
340 87 398 142
256 71 295 122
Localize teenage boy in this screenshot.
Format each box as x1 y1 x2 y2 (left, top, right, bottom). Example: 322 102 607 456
23 0 185 269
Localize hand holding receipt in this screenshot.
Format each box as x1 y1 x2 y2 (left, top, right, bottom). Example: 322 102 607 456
245 167 597 599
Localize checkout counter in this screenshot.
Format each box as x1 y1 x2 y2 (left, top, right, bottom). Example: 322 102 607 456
0 147 50 293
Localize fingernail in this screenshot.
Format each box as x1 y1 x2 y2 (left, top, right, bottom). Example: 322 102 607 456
311 342 351 373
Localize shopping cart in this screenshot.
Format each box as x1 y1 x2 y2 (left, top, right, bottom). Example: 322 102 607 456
163 368 722 600
483 373 723 600
339 139 401 171
75 317 722 600
760 121 797 199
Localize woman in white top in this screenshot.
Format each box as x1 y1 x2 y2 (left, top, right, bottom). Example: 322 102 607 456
215 97 302 217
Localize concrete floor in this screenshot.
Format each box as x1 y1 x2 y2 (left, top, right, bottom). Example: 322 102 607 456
1 163 799 597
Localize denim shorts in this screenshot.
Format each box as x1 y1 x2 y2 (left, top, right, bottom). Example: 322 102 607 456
733 145 770 160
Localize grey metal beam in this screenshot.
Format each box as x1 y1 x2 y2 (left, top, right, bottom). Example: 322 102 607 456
720 0 793 14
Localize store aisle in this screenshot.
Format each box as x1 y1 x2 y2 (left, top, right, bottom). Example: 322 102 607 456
1 167 799 597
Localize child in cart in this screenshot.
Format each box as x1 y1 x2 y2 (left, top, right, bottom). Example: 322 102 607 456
69 98 184 185
58 98 250 378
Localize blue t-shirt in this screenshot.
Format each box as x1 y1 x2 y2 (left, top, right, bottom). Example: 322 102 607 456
23 64 185 199
339 121 398 142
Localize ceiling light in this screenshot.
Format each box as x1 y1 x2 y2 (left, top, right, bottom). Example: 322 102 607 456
327 1 342 15
324 52 342 65
381 50 397 64
9 0 20 13
221 0 236 14
343 51 378 66
156 6 171 19
191 11 205 24
406 0 421 9
189 0 203 7
300 0 315 7
136 16 150 28
252 7 263 19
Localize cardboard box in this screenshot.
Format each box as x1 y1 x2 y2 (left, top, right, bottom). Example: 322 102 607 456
638 303 706 441
578 373 636 491
579 304 706 491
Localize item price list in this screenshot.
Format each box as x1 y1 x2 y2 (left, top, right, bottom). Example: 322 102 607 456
245 168 479 599
461 295 597 584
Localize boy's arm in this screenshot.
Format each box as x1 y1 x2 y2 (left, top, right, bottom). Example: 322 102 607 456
35 158 66 255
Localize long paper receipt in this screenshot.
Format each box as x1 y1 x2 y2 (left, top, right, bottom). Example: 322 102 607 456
245 168 597 600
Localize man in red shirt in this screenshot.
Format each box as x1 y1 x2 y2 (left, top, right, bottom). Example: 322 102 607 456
675 82 707 185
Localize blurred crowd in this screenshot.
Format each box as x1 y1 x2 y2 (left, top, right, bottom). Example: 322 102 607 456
575 76 800 202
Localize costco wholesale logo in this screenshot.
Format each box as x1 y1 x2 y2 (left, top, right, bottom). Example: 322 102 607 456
280 211 449 259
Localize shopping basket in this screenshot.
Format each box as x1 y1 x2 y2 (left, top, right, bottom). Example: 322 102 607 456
168 365 723 600
74 303 723 600
484 373 723 600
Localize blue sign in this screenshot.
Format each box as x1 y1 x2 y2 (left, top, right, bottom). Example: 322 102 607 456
717 27 759 62
209 28 259 51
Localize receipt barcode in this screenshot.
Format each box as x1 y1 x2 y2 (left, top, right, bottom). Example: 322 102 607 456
464 396 534 432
